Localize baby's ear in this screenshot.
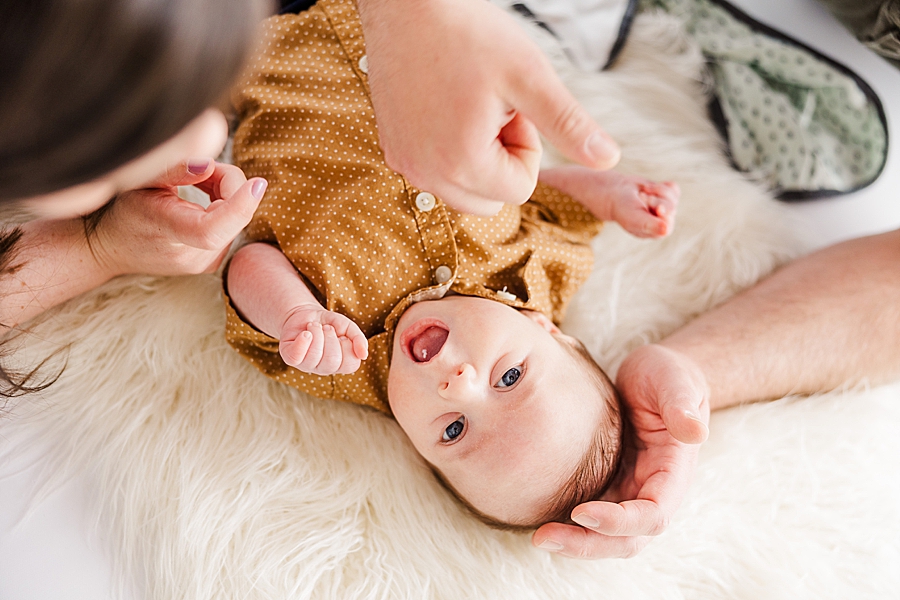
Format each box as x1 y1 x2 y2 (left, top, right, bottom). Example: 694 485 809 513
520 310 561 334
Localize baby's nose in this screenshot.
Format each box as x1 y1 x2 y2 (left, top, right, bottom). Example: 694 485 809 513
438 363 479 401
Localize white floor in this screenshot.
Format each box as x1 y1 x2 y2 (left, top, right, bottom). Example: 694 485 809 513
1 1 898 598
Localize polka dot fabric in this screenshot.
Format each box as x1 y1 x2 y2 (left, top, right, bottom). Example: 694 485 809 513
224 0 603 415
649 0 888 198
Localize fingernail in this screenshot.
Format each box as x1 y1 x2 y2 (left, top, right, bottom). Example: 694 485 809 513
585 132 620 167
301 331 312 340
187 159 212 175
685 409 704 423
251 178 268 200
571 513 600 529
537 539 564 552
685 409 710 440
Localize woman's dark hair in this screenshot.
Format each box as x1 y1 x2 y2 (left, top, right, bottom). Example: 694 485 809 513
0 0 262 202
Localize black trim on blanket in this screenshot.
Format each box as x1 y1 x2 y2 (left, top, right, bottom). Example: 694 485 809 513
702 0 889 201
604 0 638 70
512 0 638 71
510 4 560 39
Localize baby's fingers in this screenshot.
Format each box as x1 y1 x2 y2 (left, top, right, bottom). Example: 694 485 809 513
295 323 327 373
334 337 363 374
323 314 369 361
352 335 369 361
314 324 347 374
280 329 315 369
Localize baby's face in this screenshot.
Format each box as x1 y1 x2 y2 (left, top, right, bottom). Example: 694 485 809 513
388 296 605 525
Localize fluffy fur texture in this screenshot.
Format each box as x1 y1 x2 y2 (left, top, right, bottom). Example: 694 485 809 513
3 11 900 599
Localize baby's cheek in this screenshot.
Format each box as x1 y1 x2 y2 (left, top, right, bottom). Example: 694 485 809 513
386 365 416 425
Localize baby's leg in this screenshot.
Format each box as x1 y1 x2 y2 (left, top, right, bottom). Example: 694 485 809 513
539 166 679 238
227 243 367 375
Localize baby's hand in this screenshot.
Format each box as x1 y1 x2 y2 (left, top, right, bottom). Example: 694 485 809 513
280 305 369 375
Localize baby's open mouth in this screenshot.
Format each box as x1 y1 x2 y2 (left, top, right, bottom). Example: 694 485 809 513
403 321 449 363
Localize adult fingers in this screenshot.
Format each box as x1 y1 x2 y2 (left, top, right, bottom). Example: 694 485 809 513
510 58 620 171
420 112 541 214
192 162 251 201
571 498 672 538
531 491 682 558
432 186 507 217
142 158 216 189
484 110 542 204
168 178 266 250
659 390 709 444
532 522 651 560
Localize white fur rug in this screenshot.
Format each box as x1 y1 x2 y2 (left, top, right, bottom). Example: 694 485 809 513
3 11 900 599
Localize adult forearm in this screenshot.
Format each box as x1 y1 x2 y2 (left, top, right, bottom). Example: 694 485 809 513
0 219 115 332
661 229 900 410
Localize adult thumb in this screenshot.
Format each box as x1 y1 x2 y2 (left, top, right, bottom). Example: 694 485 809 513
515 63 621 170
659 392 710 445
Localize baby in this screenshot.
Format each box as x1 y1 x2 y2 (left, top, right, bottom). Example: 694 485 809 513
224 0 679 528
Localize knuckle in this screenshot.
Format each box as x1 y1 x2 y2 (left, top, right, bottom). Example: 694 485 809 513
648 512 670 536
193 230 227 251
620 541 642 559
607 510 629 536
552 101 589 140
574 544 597 560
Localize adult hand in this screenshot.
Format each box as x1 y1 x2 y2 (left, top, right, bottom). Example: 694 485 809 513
532 344 709 558
357 0 620 216
91 159 266 277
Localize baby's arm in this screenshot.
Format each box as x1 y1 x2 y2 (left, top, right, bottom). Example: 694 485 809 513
539 165 679 238
226 243 368 376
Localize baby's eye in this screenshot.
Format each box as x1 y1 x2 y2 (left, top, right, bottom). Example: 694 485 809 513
442 417 465 442
495 365 523 389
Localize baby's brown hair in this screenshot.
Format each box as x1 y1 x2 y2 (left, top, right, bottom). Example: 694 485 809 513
434 336 624 531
